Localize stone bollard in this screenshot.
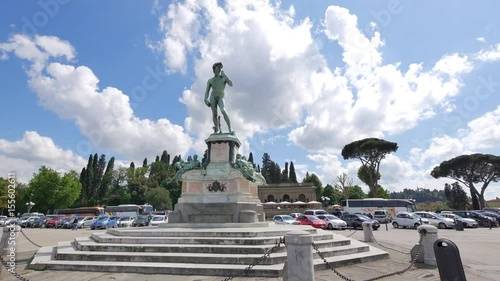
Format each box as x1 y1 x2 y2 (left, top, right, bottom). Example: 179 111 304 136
284 230 314 281
362 221 374 242
417 225 438 266
1 224 21 253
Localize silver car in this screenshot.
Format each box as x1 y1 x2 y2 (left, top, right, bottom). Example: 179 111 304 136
441 213 478 228
413 211 455 229
77 216 96 229
273 215 300 225
316 215 347 230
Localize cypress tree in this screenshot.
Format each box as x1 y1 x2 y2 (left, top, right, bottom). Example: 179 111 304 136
289 161 297 183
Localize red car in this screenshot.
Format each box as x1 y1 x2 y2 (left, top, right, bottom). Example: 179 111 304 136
295 215 328 229
45 215 66 228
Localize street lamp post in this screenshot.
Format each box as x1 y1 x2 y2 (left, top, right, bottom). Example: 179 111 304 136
321 196 330 207
26 192 35 213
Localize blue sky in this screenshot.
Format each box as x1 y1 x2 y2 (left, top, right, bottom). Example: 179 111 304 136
1 0 500 200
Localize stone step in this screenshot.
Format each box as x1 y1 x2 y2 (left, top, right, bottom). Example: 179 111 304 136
57 241 369 265
31 246 388 278
106 225 317 237
90 232 333 245
74 237 351 254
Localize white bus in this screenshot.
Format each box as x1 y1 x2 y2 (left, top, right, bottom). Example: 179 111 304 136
340 198 417 217
105 204 154 218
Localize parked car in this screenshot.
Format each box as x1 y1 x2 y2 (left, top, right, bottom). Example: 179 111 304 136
273 215 300 225
303 209 328 216
149 215 168 226
478 211 500 224
373 210 392 224
289 213 302 219
117 216 135 227
451 211 498 227
90 216 117 230
0 216 8 226
2 217 17 226
26 217 46 228
77 216 96 229
341 214 380 230
440 213 478 228
132 215 150 227
56 217 73 229
45 215 66 228
295 215 328 229
20 216 41 228
392 212 429 229
316 214 347 230
412 211 455 229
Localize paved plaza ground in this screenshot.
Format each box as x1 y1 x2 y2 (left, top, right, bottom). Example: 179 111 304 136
1 225 499 281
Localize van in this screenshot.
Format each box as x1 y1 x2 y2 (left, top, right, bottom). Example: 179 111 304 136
373 210 391 223
303 209 328 216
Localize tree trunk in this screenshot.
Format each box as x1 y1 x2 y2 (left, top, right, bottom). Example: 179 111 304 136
470 191 479 210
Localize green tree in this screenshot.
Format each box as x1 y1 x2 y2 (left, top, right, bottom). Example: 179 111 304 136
341 138 398 198
145 187 173 211
431 154 500 209
248 152 254 165
357 165 381 189
303 172 323 200
321 184 340 206
289 161 298 183
98 156 115 203
444 182 468 210
281 162 289 182
105 167 131 206
162 180 182 206
349 185 366 199
261 153 272 183
368 185 390 198
29 166 81 212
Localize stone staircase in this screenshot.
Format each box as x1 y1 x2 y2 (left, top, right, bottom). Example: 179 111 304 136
29 225 388 278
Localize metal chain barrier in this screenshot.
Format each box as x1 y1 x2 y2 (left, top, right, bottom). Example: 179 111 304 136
20 228 43 248
220 237 285 281
312 231 425 281
370 233 410 255
346 229 358 237
0 226 32 281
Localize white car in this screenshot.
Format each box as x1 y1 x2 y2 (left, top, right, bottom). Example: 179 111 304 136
273 215 300 225
117 216 135 227
392 212 430 229
316 215 347 230
413 211 455 229
441 213 478 228
149 215 167 226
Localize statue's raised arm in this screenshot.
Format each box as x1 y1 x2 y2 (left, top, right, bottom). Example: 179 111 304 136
205 62 234 134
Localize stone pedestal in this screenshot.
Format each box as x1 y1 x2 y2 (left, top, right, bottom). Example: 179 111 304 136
167 133 266 224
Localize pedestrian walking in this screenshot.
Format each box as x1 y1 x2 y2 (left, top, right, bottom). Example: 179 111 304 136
72 216 78 231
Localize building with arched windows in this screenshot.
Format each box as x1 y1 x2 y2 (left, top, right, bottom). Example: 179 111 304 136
258 182 316 203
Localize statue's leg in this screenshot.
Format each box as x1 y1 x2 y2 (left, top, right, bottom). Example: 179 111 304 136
211 98 219 133
219 98 232 133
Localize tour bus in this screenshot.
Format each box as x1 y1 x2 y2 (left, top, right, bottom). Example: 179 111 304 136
105 204 154 218
56 207 105 217
340 198 417 217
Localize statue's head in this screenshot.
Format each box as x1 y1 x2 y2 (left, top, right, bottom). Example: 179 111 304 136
212 62 223 75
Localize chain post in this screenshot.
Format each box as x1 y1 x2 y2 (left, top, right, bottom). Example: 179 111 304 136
312 231 425 281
